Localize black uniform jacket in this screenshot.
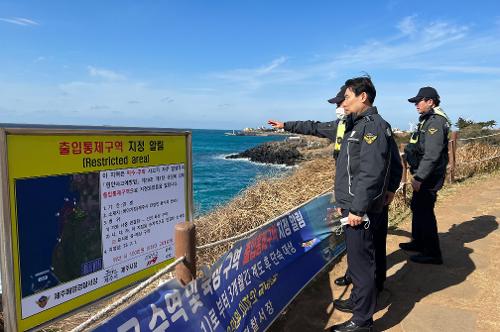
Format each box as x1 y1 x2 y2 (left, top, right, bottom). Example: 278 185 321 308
404 109 450 181
285 107 400 215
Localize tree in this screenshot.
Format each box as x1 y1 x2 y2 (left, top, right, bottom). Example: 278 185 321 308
455 117 497 130
455 117 474 130
478 120 497 129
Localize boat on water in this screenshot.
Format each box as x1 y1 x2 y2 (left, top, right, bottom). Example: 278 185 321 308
224 130 237 136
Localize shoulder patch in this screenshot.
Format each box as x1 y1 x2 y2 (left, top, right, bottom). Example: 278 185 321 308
364 133 378 144
386 127 392 137
428 128 438 135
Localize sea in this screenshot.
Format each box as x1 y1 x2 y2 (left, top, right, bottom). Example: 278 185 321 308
192 129 290 216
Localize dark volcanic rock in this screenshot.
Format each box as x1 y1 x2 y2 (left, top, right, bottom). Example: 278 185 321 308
226 141 303 165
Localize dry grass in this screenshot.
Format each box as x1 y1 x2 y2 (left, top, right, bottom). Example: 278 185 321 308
195 157 334 266
455 142 500 179
387 186 413 227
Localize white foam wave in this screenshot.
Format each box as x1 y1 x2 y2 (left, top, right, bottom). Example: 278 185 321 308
218 153 296 169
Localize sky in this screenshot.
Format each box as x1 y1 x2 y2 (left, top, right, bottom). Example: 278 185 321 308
1 0 500 130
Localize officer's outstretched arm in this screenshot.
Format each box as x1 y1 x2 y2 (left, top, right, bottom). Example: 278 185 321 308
284 120 338 141
414 118 447 181
350 124 389 216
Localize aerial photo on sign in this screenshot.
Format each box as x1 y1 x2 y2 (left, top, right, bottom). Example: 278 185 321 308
16 163 186 318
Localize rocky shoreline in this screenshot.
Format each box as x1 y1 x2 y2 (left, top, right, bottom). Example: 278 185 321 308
226 141 303 165
225 136 332 166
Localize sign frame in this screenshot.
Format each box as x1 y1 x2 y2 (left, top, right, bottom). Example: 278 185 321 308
0 124 193 331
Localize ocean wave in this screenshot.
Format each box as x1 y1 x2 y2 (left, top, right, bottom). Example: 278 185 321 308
215 153 296 169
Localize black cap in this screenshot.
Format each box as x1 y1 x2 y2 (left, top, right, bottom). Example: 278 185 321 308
408 86 440 103
328 85 347 105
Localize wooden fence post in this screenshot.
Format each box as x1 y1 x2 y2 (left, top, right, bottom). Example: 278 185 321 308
448 131 458 183
452 131 458 180
399 143 408 203
174 222 196 285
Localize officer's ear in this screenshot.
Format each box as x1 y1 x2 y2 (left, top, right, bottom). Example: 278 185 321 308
425 99 435 108
360 92 368 104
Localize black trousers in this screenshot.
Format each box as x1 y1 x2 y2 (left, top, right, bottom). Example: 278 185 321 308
343 210 383 325
410 175 444 258
345 205 388 291
373 205 388 290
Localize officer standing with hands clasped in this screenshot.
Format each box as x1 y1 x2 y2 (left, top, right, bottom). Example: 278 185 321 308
329 76 392 332
400 86 451 265
270 76 393 332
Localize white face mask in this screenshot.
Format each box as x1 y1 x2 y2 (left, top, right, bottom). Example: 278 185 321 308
336 107 346 120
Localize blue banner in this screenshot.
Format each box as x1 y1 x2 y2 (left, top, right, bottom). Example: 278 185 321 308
94 193 345 332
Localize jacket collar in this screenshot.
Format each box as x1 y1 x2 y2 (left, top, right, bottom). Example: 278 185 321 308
353 106 378 124
419 108 435 122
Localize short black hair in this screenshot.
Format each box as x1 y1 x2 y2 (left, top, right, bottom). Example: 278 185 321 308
426 97 440 106
344 75 376 105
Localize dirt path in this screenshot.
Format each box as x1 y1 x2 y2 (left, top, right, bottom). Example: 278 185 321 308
269 172 500 332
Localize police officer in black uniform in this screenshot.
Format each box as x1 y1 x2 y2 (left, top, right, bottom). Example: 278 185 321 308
278 85 402 307
400 87 451 265
270 76 393 332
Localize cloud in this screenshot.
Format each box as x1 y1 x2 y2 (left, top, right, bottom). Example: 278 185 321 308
0 17 39 26
256 56 288 75
184 87 217 93
90 105 110 110
161 96 175 103
331 20 468 68
209 18 491 94
422 21 468 44
128 100 140 104
409 65 500 75
313 18 498 80
397 15 417 35
217 18 470 92
88 66 126 81
213 56 291 86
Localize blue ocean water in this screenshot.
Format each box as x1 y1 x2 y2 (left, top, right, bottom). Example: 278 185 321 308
192 129 289 216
